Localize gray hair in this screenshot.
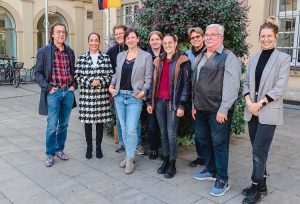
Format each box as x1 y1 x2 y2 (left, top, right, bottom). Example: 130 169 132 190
206 24 225 36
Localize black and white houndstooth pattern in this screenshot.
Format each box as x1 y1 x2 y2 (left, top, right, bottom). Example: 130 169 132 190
74 50 113 124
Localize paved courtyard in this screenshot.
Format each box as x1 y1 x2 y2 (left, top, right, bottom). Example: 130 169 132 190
0 83 300 204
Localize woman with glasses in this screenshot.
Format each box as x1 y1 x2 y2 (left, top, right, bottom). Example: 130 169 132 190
242 16 290 204
146 31 165 160
186 27 206 168
74 32 113 159
109 29 153 174
147 33 192 178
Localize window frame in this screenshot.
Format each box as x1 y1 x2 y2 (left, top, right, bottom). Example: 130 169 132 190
276 0 300 65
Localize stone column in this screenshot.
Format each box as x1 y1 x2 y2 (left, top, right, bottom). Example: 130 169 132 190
21 0 34 67
74 1 84 56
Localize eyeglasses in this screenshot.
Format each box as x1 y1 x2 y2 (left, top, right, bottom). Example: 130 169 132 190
204 34 222 38
114 32 125 37
163 42 174 46
190 35 202 41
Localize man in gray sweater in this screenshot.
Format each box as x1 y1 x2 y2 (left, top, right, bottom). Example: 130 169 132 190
191 24 241 197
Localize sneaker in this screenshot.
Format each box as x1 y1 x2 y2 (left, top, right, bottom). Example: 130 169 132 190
210 179 230 197
115 144 125 153
149 151 158 160
135 143 145 155
189 157 205 167
56 151 68 160
45 156 54 167
193 169 216 181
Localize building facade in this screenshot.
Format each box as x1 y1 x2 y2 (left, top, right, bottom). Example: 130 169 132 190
0 0 93 68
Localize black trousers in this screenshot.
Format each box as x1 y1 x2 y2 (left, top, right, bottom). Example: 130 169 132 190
84 123 103 147
248 116 276 183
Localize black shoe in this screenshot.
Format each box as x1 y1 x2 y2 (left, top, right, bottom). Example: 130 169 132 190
85 146 93 159
160 154 164 161
149 151 158 160
242 183 262 204
157 156 169 174
164 159 176 178
242 177 267 196
96 146 103 159
189 157 205 167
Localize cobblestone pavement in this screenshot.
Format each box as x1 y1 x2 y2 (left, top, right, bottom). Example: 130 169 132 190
0 83 300 204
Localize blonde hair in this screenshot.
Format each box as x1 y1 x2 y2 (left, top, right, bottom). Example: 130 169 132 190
259 16 280 36
147 31 163 42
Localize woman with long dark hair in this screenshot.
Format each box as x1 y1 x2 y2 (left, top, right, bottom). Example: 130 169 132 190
75 32 113 159
147 33 192 178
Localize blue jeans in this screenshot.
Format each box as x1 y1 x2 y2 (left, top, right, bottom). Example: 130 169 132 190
114 90 143 158
195 110 233 182
155 99 180 160
248 116 276 183
187 102 203 158
46 88 74 157
115 104 142 145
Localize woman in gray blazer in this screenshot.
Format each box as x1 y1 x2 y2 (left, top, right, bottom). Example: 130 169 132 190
242 17 290 204
109 29 153 174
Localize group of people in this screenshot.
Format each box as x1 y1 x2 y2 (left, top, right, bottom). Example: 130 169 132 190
34 15 290 204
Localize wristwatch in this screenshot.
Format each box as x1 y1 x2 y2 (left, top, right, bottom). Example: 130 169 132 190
260 99 266 106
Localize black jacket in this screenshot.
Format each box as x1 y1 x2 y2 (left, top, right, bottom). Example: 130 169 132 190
147 50 192 111
106 43 128 73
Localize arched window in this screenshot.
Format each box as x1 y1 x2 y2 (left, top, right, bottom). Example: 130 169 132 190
0 7 16 58
37 12 69 48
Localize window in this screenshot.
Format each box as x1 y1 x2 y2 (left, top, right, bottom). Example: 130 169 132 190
123 4 138 26
0 7 16 58
276 0 300 65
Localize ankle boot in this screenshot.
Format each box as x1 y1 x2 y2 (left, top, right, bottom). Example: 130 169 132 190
164 159 176 178
96 146 103 159
157 156 169 174
261 177 267 195
125 157 134 174
242 183 262 204
242 177 268 196
85 145 93 159
119 157 127 168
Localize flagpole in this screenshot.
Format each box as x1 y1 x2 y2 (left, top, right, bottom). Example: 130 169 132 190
105 8 110 50
45 0 49 45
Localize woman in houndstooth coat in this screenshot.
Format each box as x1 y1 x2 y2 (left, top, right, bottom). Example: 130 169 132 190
75 32 113 159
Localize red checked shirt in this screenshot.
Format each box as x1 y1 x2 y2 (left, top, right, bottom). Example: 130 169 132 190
50 45 72 87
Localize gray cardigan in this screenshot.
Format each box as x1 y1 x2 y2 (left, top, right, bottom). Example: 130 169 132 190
110 48 153 97
243 49 290 125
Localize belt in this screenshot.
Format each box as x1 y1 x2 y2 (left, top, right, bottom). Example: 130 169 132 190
54 85 71 89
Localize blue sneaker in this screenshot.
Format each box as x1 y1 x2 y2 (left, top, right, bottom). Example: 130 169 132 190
210 179 230 197
193 169 216 181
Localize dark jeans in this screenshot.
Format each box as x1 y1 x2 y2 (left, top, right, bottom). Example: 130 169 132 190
143 102 159 152
84 123 103 147
187 102 203 158
248 116 276 183
195 110 233 182
155 99 180 160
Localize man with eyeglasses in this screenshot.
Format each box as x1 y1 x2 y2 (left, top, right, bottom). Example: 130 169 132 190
186 27 206 168
107 25 145 155
192 24 241 197
35 22 77 167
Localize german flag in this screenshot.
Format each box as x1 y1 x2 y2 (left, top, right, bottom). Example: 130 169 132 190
98 0 121 10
